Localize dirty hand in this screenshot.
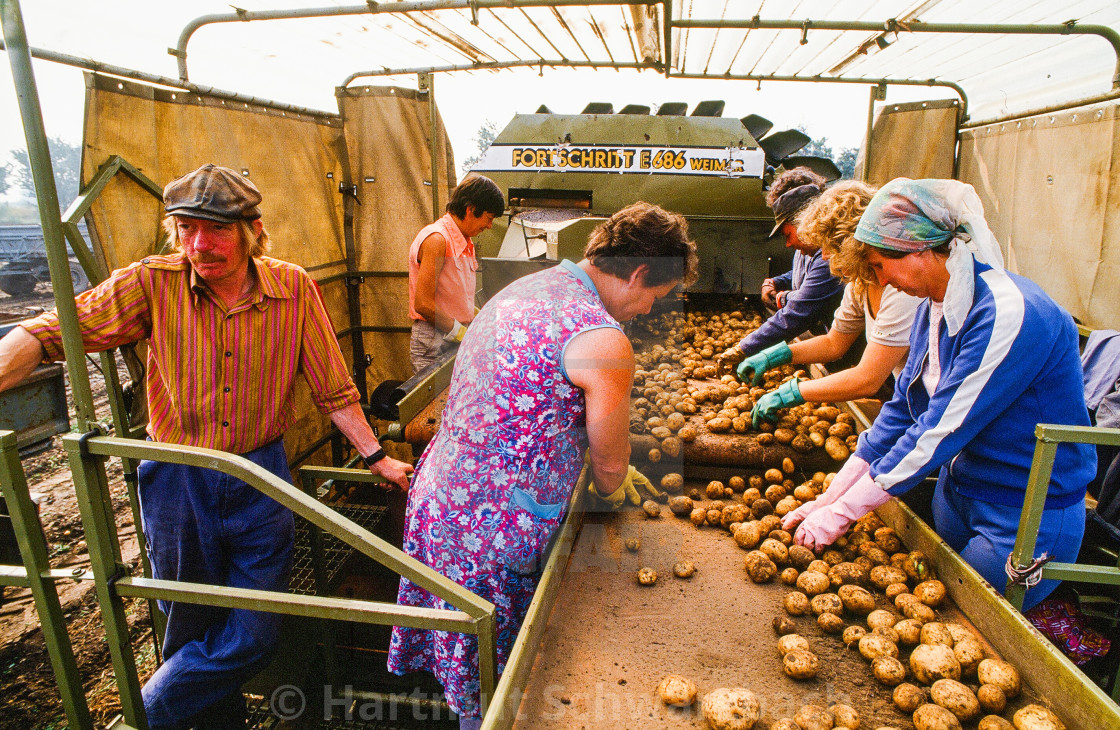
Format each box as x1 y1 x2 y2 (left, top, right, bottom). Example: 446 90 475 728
589 465 659 509
735 341 793 385
371 456 414 490
760 278 779 309
794 472 890 552
781 455 869 531
716 344 747 373
750 378 804 428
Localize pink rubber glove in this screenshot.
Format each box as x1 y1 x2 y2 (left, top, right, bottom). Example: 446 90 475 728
781 455 870 532
793 472 892 552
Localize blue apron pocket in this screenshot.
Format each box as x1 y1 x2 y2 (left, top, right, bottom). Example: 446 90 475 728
494 487 564 574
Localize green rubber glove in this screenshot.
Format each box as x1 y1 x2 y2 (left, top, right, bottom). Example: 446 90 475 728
736 341 793 385
751 378 805 428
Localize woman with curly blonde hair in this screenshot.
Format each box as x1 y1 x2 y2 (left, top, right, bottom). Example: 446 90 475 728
741 181 923 425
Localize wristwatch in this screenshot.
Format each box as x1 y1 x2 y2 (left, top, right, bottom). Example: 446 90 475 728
362 448 387 468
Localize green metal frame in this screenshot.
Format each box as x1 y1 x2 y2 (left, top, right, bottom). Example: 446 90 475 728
0 431 94 729
1006 423 1120 700
482 470 587 728
67 434 498 728
396 353 457 429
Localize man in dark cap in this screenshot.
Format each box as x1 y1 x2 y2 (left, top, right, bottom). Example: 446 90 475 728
718 166 844 369
0 163 413 728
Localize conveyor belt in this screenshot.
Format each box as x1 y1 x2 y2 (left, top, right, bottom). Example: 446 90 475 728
629 432 840 472
510 489 1036 729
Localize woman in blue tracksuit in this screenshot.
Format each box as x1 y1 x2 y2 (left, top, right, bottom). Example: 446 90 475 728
783 178 1094 611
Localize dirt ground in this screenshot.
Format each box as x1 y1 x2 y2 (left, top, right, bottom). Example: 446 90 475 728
0 286 156 729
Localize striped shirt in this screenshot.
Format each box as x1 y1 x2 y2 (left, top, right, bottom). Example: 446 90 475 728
22 253 360 454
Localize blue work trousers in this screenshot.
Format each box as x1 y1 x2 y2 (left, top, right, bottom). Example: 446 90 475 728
138 439 294 729
932 477 1084 612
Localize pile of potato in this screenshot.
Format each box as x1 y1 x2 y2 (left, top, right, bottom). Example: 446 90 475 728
761 509 1062 730
646 470 1064 730
627 309 857 464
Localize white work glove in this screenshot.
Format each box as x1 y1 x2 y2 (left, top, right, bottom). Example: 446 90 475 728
792 472 891 552
781 455 870 531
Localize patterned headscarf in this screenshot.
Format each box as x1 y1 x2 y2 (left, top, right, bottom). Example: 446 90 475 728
855 178 1004 337
854 178 1003 269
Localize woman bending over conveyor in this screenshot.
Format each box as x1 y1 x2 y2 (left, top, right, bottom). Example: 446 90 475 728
740 181 923 426
783 178 1095 612
388 202 697 729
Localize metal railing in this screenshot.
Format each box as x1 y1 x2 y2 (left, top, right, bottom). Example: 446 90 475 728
1007 423 1120 603
66 433 499 729
1006 423 1120 702
0 431 94 729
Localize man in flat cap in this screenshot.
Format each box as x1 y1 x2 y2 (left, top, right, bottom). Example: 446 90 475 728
0 163 413 728
718 166 844 368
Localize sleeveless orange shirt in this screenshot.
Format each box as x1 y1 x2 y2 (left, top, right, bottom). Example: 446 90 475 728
407 213 478 324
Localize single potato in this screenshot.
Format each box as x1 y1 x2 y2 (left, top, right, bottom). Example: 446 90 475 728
838 584 876 615
829 704 859 730
978 716 1015 730
893 683 926 713
784 591 811 616
913 703 962 730
783 649 820 680
910 644 962 685
930 679 980 722
777 633 811 656
793 704 834 730
1012 704 1065 730
873 656 908 686
977 684 1006 714
859 633 899 662
700 688 761 730
658 674 699 707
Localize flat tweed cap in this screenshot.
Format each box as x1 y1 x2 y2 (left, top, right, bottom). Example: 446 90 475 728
164 164 262 223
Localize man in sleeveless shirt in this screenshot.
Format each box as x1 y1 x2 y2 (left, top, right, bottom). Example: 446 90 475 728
407 175 505 372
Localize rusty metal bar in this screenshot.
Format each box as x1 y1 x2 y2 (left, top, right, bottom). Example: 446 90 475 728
174 1 661 80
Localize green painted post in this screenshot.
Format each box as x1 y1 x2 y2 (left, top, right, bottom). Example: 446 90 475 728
1006 431 1059 610
64 433 149 729
0 431 94 729
420 72 440 219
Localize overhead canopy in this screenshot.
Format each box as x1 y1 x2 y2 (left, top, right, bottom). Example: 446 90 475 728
167 1 1120 124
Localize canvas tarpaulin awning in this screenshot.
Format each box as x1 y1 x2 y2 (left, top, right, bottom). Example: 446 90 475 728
861 98 959 186
958 99 1120 331
337 84 456 390
81 74 350 464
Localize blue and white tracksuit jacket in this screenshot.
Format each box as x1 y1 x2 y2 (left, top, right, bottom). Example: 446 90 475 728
857 261 1094 506
855 261 1093 610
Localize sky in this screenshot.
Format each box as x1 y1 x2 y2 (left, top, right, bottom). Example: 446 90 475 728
0 2 958 182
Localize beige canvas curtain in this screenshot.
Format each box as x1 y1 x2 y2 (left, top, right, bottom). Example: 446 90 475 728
958 100 1120 330
81 74 349 462
336 85 457 388
860 99 960 187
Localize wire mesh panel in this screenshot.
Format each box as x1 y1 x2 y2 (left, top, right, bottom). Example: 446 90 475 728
290 503 390 596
